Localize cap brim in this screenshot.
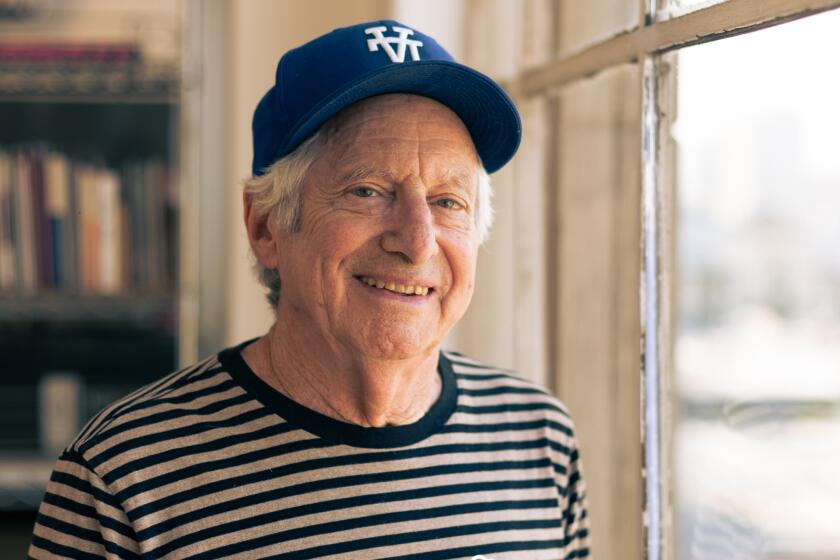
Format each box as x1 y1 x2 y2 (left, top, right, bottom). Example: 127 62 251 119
278 61 521 174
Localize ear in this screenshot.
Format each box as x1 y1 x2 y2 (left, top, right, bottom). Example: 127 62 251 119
243 191 282 269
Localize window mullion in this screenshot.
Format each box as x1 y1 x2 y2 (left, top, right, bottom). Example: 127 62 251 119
641 53 663 560
641 47 679 559
521 0 840 95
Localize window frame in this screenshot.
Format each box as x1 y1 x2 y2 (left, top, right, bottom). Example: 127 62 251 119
494 0 840 558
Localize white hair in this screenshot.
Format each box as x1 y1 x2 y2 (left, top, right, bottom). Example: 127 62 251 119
243 129 495 309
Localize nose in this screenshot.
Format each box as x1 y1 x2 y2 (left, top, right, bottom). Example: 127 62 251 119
380 190 438 265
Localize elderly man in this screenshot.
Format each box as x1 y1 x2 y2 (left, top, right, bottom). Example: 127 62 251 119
29 20 590 559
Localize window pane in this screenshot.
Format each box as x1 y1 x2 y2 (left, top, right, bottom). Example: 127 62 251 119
664 0 727 18
673 9 840 559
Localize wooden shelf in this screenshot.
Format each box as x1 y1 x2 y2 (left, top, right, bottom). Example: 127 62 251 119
0 62 179 103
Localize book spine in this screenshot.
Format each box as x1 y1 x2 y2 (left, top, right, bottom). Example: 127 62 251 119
87 169 101 293
15 151 36 293
147 161 163 291
0 150 14 291
76 165 94 293
6 153 21 291
45 152 69 290
123 162 142 290
133 163 148 290
30 149 53 291
98 169 121 294
64 161 79 293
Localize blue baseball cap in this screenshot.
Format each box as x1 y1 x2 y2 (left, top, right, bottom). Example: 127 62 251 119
251 19 521 176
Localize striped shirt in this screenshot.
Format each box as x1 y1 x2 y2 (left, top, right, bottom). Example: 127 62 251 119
29 339 591 559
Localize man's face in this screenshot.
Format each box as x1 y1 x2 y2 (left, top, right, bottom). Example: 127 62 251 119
273 94 481 361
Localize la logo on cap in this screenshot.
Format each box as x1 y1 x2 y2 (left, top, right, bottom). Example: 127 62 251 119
364 25 424 63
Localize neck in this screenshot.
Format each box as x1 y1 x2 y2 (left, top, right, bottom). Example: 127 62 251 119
242 321 442 428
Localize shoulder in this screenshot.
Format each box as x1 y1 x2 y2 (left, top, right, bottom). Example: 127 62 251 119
67 352 235 460
443 350 577 434
443 350 583 471
444 350 572 415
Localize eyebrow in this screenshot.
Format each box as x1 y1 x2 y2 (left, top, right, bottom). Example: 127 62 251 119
437 170 476 193
338 165 393 183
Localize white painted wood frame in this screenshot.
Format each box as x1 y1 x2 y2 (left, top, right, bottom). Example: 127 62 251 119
518 0 840 94
477 1 840 559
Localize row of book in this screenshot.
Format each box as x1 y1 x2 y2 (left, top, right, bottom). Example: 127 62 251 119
0 43 140 64
0 146 177 295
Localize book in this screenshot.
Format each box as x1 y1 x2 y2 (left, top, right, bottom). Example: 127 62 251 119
44 152 73 290
0 43 140 64
0 151 14 290
0 146 173 296
98 168 122 294
30 147 53 291
14 151 36 293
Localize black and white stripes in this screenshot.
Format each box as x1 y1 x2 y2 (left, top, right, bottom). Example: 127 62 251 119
29 341 590 559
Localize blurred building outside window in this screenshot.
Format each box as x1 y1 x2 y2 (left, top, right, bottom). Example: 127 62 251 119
673 9 840 558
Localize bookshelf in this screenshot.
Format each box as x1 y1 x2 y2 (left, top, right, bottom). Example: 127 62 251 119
0 1 190 515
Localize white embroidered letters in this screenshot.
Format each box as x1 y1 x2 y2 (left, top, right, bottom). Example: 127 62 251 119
364 25 424 63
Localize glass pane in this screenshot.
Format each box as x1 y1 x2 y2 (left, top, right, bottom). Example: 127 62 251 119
673 9 840 559
664 0 727 18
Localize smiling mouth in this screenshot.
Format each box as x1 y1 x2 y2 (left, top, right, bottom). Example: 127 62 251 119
356 276 432 296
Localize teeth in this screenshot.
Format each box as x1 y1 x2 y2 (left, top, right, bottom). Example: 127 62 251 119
360 276 430 296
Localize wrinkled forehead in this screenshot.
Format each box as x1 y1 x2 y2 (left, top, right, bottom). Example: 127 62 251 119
316 94 481 181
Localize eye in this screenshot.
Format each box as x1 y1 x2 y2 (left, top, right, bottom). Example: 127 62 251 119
352 186 378 198
435 198 461 210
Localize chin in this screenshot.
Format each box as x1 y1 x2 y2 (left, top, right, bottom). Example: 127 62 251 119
344 316 441 360
355 332 438 362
